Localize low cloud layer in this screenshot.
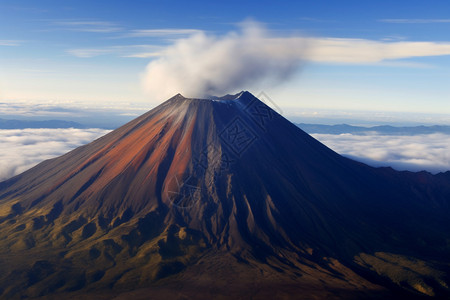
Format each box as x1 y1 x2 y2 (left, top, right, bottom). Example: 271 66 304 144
313 133 450 173
0 128 448 183
0 128 110 181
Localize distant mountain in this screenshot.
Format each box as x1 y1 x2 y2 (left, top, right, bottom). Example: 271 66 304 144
0 92 449 299
297 123 450 135
0 118 85 129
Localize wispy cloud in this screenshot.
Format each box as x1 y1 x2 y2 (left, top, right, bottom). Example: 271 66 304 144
128 29 202 37
376 61 434 69
66 45 162 58
298 17 335 23
0 128 110 181
0 40 21 46
66 48 114 58
123 52 162 58
54 20 122 33
306 38 450 63
63 20 450 65
313 133 450 173
380 19 450 24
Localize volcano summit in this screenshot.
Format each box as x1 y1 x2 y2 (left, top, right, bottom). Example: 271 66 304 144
0 92 449 299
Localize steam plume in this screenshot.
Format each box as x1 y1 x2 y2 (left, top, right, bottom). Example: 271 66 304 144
141 21 306 100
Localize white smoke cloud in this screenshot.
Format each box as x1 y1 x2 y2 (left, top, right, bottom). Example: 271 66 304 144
0 128 110 181
141 21 306 100
141 21 450 101
313 133 450 173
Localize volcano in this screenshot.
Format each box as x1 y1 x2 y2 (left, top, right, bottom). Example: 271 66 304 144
0 91 450 299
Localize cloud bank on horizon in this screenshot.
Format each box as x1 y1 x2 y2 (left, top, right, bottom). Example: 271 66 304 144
0 127 449 183
141 20 450 101
0 128 110 181
313 133 450 174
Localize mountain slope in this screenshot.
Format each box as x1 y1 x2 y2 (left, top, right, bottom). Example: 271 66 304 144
0 92 449 299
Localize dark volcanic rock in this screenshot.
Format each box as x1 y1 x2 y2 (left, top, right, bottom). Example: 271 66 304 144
0 91 449 299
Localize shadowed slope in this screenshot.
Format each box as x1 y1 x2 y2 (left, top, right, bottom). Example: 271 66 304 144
0 92 449 299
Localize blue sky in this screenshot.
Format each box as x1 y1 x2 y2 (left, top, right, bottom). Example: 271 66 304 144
1 0 450 123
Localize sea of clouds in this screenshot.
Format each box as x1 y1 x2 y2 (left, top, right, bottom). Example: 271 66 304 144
313 133 450 173
0 128 449 183
0 128 110 181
